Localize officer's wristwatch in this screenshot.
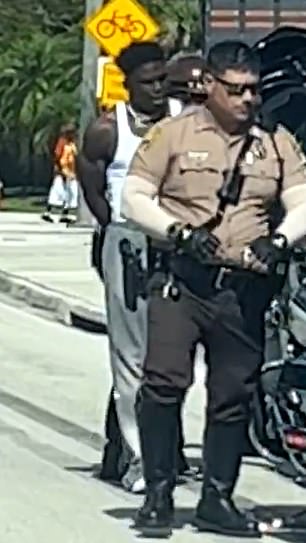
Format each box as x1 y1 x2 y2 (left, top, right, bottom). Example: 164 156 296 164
271 233 288 250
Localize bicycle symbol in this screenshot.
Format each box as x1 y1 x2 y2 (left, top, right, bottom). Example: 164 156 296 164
97 10 147 41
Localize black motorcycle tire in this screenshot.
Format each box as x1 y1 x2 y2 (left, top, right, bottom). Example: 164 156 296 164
248 362 287 466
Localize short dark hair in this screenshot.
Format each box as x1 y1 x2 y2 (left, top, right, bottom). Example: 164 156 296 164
116 41 164 77
206 40 260 76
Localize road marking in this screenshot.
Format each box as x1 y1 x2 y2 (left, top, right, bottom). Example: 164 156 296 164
0 400 99 464
17 270 97 278
0 238 91 247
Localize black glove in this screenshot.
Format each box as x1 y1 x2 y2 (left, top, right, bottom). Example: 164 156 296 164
249 233 289 272
168 223 220 261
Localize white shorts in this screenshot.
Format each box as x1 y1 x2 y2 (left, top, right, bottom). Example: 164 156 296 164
48 175 78 209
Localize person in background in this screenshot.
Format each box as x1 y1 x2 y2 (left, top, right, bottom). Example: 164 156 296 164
42 124 78 224
166 52 207 110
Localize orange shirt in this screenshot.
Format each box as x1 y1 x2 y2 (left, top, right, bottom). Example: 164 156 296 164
59 142 77 179
54 137 66 172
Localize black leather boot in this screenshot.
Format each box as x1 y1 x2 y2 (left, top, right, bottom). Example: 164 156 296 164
177 409 191 477
134 386 180 537
99 388 124 481
194 421 262 538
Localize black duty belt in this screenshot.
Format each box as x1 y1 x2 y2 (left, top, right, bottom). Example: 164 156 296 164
171 254 266 298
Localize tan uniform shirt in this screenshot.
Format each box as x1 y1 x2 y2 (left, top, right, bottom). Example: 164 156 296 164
125 106 306 265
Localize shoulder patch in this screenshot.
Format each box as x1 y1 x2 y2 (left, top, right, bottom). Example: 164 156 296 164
140 124 163 151
140 118 171 151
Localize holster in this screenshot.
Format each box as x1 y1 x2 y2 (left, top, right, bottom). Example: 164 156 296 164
119 238 147 312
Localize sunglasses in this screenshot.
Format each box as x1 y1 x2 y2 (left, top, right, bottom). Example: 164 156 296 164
214 75 260 96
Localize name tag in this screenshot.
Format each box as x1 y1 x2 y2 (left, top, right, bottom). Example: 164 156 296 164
187 151 208 161
245 151 254 165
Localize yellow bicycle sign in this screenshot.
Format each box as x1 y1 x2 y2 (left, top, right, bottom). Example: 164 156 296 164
84 0 160 57
97 10 146 41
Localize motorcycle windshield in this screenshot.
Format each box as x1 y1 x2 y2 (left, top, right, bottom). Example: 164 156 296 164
266 90 306 156
256 27 306 150
261 58 305 85
255 26 306 69
262 87 306 142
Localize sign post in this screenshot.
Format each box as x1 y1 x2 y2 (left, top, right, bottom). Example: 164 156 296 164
77 0 103 226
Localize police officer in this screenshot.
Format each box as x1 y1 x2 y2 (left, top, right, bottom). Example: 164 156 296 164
122 40 306 537
166 52 207 476
166 52 206 109
77 42 186 493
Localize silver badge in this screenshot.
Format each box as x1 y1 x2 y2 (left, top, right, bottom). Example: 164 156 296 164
253 140 267 159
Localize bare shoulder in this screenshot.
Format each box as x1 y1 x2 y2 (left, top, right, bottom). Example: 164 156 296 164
85 108 116 138
82 108 117 162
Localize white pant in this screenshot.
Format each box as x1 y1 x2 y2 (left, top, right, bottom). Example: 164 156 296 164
102 223 147 460
48 175 78 209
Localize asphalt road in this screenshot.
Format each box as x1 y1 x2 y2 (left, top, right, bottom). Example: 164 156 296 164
0 301 305 543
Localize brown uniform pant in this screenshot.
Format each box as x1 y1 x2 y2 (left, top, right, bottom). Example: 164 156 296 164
143 265 274 424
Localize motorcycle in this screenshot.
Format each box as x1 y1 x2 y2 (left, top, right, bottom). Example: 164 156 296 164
249 249 306 481
248 27 306 483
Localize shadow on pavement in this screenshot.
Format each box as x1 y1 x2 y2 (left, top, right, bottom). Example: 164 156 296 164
104 506 194 531
105 502 306 541
71 312 107 335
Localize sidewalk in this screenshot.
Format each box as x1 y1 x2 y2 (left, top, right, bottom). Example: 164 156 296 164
0 213 106 329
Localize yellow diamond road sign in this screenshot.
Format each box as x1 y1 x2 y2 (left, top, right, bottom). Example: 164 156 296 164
102 62 129 107
96 56 129 108
85 0 160 58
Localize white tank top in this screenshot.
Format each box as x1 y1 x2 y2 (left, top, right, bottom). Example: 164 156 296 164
106 99 182 223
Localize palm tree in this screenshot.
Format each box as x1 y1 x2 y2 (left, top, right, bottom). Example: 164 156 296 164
0 29 82 190
141 0 202 54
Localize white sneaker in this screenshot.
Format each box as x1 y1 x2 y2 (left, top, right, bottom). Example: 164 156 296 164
121 459 145 494
130 476 145 494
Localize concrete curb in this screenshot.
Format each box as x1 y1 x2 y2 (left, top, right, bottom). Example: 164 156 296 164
0 228 93 236
0 270 107 330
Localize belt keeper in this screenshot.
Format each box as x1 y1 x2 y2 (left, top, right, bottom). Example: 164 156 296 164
214 267 231 290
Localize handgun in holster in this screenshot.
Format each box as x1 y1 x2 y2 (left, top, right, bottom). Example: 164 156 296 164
119 238 147 312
